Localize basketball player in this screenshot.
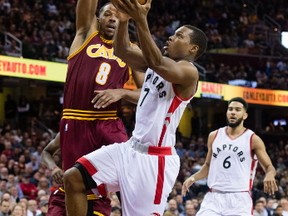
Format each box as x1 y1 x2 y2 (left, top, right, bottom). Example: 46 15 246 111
63 0 208 215
41 133 121 216
45 0 144 215
182 97 278 216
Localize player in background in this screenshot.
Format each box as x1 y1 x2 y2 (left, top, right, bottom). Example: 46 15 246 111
182 97 278 216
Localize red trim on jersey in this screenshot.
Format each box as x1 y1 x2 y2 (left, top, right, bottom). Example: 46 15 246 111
249 133 254 159
249 133 258 191
76 157 97 176
172 80 198 101
211 129 219 145
171 84 194 101
153 156 165 204
157 96 182 147
225 127 248 140
97 184 108 197
148 146 172 156
249 158 257 190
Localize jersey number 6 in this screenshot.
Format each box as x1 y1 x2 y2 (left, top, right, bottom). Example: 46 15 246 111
223 156 231 169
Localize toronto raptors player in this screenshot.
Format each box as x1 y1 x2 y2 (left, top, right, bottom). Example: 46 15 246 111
63 0 208 215
182 97 278 216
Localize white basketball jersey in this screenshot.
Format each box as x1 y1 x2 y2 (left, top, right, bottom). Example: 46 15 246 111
207 127 258 191
132 68 194 147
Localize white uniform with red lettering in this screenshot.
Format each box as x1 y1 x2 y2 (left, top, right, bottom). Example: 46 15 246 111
197 127 258 216
78 68 195 216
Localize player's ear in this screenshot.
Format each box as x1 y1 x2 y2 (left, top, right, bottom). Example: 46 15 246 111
243 112 248 120
189 44 199 55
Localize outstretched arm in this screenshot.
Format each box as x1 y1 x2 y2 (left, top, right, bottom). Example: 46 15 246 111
92 68 145 108
182 131 216 196
112 0 198 88
41 133 63 184
92 88 142 108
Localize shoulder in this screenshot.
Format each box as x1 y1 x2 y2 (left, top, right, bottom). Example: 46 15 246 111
178 60 198 74
209 129 219 138
174 60 199 93
207 129 218 146
251 133 265 150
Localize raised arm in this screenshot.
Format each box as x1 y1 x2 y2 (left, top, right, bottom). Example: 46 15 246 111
70 0 99 54
252 134 278 195
76 0 99 34
182 130 216 196
112 9 147 72
112 0 198 87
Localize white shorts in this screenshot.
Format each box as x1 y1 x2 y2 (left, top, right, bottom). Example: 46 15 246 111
196 190 253 216
77 137 180 216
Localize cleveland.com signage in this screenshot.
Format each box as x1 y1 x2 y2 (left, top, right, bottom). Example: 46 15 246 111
1 55 288 107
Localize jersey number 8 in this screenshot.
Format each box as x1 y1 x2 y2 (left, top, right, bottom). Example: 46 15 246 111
95 62 111 85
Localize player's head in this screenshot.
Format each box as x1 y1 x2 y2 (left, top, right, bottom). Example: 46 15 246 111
226 97 248 128
98 2 119 40
163 25 207 61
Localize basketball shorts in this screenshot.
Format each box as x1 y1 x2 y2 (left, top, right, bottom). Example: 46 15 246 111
196 190 253 216
60 118 128 171
77 137 180 216
47 187 111 216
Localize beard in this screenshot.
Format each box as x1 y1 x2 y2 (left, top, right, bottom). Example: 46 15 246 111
226 117 243 128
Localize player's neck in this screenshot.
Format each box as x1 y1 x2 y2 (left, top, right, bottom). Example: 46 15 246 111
226 126 246 138
182 56 194 63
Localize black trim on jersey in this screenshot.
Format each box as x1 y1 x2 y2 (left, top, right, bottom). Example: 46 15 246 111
74 163 97 190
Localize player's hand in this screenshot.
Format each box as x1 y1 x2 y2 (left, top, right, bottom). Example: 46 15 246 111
182 176 196 196
111 0 152 22
117 10 131 22
92 89 124 109
52 166 64 185
263 173 278 196
114 5 131 22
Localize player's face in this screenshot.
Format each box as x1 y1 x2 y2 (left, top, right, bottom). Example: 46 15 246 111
98 4 119 40
163 26 195 60
226 101 247 128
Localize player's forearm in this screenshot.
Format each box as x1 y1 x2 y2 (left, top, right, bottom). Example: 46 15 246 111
121 88 141 104
41 151 58 170
135 18 163 68
113 21 131 60
193 163 209 181
264 164 277 177
76 0 98 32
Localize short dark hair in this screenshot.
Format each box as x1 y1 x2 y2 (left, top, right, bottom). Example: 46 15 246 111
98 2 111 16
184 25 207 60
228 97 248 111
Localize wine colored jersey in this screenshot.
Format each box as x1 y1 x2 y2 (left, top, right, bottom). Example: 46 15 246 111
64 31 130 114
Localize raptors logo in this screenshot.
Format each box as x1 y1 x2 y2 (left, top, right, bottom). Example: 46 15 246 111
151 213 160 216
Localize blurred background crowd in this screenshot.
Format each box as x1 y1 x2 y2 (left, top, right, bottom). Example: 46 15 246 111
0 0 288 215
